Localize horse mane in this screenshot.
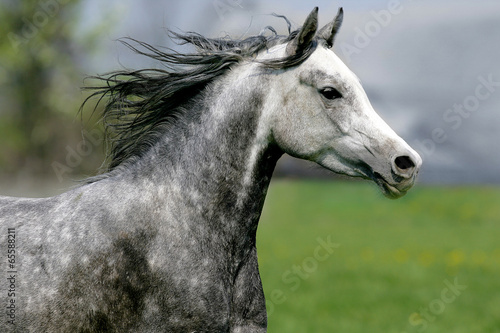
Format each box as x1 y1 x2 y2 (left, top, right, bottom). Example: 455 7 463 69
83 16 317 173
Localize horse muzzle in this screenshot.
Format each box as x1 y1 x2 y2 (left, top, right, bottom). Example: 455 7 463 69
371 152 422 199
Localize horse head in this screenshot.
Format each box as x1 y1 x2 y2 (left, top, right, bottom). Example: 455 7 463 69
261 7 421 198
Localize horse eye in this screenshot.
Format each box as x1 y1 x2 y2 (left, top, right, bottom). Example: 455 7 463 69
319 87 342 100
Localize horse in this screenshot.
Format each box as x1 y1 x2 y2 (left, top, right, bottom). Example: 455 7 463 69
0 7 421 332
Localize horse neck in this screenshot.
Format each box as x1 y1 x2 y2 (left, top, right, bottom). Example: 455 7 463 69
139 68 282 244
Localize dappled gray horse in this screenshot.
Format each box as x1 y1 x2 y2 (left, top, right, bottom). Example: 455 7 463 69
0 7 421 332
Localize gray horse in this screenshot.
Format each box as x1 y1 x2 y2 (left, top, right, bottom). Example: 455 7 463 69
0 7 421 332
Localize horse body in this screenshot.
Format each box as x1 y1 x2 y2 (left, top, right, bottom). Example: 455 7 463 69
0 7 421 332
1 57 280 332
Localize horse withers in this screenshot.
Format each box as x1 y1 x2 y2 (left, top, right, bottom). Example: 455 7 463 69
0 7 421 332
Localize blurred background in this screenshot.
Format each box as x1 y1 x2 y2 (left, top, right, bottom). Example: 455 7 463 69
1 1 500 332
1 0 499 195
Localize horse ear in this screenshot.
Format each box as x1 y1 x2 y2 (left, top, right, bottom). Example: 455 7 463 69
286 7 319 56
317 7 343 48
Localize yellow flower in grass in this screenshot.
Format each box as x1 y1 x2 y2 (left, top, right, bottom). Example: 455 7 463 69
393 248 409 264
417 251 435 267
446 249 465 267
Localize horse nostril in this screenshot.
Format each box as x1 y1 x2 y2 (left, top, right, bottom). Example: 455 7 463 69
394 155 415 171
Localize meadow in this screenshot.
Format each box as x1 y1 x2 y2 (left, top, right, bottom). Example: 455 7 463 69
257 180 500 333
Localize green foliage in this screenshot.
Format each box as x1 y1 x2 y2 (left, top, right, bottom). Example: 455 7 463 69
257 180 500 332
0 0 107 178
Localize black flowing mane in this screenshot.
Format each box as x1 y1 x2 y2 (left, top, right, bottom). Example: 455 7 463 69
84 17 317 171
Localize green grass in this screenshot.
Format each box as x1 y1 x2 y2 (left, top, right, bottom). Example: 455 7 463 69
256 180 500 333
